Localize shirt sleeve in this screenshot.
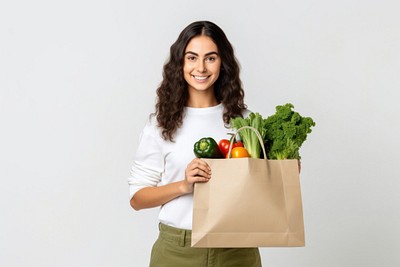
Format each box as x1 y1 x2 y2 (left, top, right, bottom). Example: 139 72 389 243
128 117 164 197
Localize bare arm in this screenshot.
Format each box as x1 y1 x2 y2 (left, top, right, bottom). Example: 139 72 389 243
130 158 211 210
130 181 189 210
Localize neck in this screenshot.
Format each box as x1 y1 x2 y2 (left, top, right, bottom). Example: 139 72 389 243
186 90 218 108
187 97 219 108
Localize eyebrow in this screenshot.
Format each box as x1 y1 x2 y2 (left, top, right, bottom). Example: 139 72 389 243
184 51 219 57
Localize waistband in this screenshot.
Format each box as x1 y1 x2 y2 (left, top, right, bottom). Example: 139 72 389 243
158 223 192 247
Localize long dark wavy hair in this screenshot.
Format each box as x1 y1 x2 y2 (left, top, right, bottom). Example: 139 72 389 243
156 21 247 141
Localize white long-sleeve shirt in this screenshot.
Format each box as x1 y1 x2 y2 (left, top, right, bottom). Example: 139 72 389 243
128 103 248 230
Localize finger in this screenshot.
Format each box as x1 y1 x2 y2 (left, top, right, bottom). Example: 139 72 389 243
191 159 211 173
192 168 211 179
187 167 210 179
191 175 210 183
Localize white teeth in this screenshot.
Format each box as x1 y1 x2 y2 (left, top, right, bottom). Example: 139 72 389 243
193 75 208 80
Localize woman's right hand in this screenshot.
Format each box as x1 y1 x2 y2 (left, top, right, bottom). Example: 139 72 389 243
181 158 212 194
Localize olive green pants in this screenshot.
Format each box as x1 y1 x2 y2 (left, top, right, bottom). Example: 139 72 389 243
149 223 262 267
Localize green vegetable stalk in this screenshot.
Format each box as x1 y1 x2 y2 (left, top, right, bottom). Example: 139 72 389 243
263 103 315 160
230 112 267 158
193 137 223 158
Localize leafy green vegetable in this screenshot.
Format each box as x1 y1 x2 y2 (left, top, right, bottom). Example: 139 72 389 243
263 103 315 160
230 112 267 158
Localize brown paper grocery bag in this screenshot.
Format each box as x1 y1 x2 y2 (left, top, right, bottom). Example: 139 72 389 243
191 127 305 247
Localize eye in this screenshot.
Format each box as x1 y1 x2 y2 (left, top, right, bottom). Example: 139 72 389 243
206 57 216 62
187 56 197 62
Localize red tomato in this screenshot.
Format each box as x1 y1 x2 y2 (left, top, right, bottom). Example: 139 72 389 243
218 139 230 157
228 147 250 158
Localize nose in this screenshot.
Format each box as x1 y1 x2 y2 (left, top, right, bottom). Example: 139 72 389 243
197 60 206 73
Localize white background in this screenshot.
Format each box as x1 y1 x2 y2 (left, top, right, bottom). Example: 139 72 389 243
1 0 400 266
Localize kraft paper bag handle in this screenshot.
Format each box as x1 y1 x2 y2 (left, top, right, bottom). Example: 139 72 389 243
227 126 267 159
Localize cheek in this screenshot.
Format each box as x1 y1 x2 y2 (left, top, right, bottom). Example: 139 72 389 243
183 66 191 83
183 63 193 75
213 61 222 74
213 64 222 78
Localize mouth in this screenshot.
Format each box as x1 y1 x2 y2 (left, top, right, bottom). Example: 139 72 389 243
192 75 210 81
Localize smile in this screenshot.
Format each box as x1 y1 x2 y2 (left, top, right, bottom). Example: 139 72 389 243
192 75 210 81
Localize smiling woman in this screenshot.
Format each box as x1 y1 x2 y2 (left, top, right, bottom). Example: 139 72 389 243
183 36 222 106
127 21 260 267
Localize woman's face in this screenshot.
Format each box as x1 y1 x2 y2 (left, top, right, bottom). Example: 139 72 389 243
183 35 222 95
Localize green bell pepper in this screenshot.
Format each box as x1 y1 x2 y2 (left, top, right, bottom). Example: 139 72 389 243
193 137 223 158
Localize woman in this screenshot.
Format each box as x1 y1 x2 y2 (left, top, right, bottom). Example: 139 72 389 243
128 21 262 267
